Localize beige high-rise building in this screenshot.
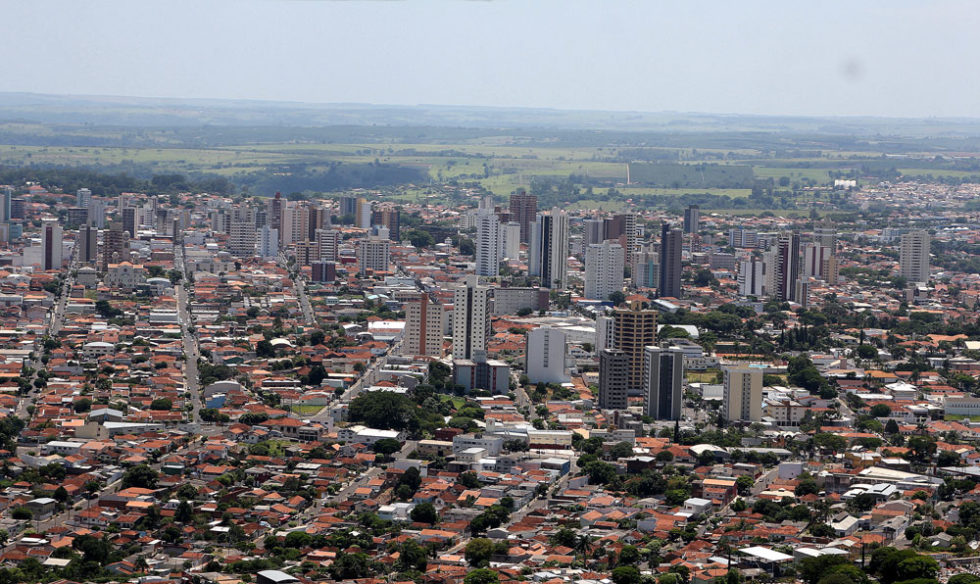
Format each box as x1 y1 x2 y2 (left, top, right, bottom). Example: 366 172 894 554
452 278 490 360
402 293 444 357
357 235 390 275
899 230 930 283
723 365 764 423
612 299 658 392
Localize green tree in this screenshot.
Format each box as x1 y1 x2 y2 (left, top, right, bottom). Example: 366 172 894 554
373 438 402 461
410 502 438 524
464 568 499 584
122 464 158 489
465 538 495 567
611 566 641 584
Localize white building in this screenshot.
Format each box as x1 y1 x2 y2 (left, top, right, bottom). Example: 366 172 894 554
475 197 501 277
584 241 624 301
452 278 490 360
258 225 279 259
402 293 444 357
500 221 521 260
357 235 390 275
899 230 930 283
526 327 569 384
738 259 766 297
723 365 764 423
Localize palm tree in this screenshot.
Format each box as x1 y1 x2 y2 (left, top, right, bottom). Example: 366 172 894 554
574 534 594 566
133 556 149 574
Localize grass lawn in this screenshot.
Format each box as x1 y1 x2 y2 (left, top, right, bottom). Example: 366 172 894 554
686 370 721 384
290 404 325 415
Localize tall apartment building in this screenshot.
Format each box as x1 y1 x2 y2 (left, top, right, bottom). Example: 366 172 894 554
814 224 837 251
228 207 257 258
598 348 630 410
475 197 501 277
258 225 279 259
612 300 658 392
526 327 568 384
316 228 341 262
738 259 766 297
371 206 400 241
643 346 684 420
281 203 311 246
102 223 128 271
604 213 637 256
41 220 63 271
356 198 372 229
452 278 491 360
402 293 444 357
632 244 659 289
595 315 615 353
357 235 390 275
529 207 569 290
683 205 700 234
803 243 838 284
899 230 930 283
659 223 683 299
76 188 92 209
729 228 759 249
499 221 521 260
121 207 137 238
508 191 537 244
765 232 801 302
268 192 284 238
723 365 764 423
339 195 358 218
78 223 98 264
584 241 624 300
584 218 605 246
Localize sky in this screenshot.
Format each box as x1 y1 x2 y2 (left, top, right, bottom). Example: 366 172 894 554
2 0 979 118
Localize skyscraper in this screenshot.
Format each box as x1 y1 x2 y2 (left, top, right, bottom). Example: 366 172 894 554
658 223 682 299
595 315 615 354
526 327 568 384
765 232 801 301
452 278 490 360
509 191 537 244
683 205 700 234
281 203 311 245
41 220 63 271
584 241 624 301
78 223 98 264
723 365 764 423
598 348 630 410
122 207 137 238
269 192 284 239
402 293 444 357
612 300 658 393
356 198 372 229
604 213 637 256
339 195 358 219
900 230 930 283
631 244 659 289
643 346 684 420
229 218 257 258
475 197 501 277
529 207 569 290
0 187 11 223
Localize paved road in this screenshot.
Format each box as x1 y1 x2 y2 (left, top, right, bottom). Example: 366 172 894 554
174 245 202 423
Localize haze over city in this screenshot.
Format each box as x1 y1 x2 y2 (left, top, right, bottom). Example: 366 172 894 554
2 0 980 117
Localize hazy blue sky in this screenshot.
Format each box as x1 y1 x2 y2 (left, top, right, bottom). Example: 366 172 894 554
3 0 978 118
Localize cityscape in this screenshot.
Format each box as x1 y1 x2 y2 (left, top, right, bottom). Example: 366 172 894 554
2 2 980 584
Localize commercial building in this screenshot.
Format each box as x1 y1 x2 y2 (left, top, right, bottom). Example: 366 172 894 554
643 346 684 420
